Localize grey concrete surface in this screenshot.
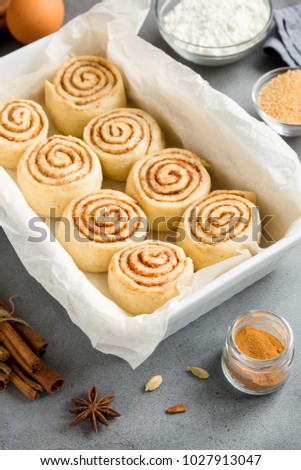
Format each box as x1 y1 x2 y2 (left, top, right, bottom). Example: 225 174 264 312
1 0 301 450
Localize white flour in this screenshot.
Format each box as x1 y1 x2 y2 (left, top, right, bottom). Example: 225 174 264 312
163 0 270 49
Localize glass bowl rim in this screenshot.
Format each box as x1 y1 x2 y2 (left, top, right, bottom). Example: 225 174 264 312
252 66 301 129
155 0 273 52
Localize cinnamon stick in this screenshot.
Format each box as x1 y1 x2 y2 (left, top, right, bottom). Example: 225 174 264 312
0 371 9 393
9 369 40 401
13 323 48 356
0 370 9 384
30 360 64 394
0 344 10 361
0 361 10 392
8 360 43 393
0 323 41 371
0 298 64 396
1 334 64 394
0 361 11 376
0 331 34 374
0 298 48 356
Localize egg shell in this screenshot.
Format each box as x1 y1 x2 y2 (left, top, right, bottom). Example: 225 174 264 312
6 0 65 44
0 0 11 16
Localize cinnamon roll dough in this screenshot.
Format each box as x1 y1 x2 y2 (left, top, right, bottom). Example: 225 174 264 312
108 241 194 315
177 190 261 270
56 189 148 273
45 55 127 138
126 148 211 231
0 99 48 169
17 135 102 217
83 108 165 181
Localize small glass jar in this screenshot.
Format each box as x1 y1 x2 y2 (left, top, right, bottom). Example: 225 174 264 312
221 310 294 395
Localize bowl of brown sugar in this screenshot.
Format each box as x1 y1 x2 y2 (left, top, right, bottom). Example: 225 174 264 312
252 67 301 137
222 310 294 395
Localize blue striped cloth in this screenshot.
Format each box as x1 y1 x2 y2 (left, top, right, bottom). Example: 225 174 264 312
263 2 301 66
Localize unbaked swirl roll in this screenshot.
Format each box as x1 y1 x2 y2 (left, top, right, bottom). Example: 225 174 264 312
56 189 148 273
0 99 48 169
177 190 261 270
45 55 127 137
83 108 165 181
17 135 102 217
126 148 211 232
108 241 194 315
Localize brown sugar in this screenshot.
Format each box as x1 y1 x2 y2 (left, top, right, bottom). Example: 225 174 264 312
258 69 301 125
235 326 285 360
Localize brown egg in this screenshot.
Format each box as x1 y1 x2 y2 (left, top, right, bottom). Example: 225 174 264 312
0 0 11 16
0 0 11 29
6 0 65 44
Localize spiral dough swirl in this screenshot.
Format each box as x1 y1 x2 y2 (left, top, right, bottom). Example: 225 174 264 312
72 191 146 244
139 149 209 202
117 242 189 288
54 56 120 107
0 100 47 142
87 108 158 155
189 191 253 245
25 135 98 186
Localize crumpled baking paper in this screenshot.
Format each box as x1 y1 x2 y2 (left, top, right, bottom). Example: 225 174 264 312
1 0 301 368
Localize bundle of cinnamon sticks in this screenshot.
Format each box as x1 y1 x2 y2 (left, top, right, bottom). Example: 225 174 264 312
0 298 64 400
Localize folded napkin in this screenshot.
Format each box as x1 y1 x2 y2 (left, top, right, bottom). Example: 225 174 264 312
263 2 301 66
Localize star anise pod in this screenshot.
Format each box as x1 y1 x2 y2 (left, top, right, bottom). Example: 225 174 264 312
69 386 121 432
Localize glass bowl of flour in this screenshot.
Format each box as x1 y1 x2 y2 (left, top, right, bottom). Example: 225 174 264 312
156 0 273 66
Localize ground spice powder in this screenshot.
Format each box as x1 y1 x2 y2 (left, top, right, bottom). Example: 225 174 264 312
224 326 288 392
258 70 301 125
235 326 285 360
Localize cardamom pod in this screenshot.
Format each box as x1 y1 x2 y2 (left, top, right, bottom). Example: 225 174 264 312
145 374 163 392
186 366 209 379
